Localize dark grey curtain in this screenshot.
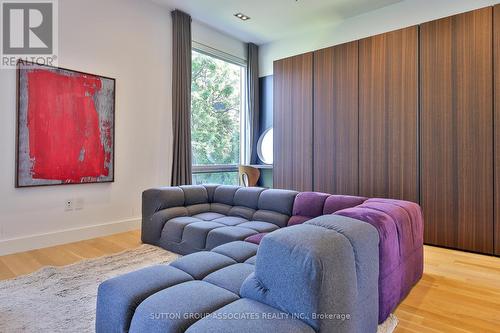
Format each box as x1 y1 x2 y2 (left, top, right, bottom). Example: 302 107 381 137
246 43 260 164
171 10 192 186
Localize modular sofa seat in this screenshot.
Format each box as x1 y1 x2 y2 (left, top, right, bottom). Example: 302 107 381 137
97 214 380 333
142 185 297 255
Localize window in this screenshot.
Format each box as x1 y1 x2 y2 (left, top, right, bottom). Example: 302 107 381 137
191 48 246 185
257 127 273 165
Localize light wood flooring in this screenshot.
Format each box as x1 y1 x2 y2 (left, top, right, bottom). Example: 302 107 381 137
0 230 499 333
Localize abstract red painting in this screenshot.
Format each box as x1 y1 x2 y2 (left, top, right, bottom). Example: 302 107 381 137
16 61 115 187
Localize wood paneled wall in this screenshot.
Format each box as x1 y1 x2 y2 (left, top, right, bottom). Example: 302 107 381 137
313 42 359 195
273 53 313 192
358 27 419 202
420 7 493 254
495 4 500 256
273 6 499 255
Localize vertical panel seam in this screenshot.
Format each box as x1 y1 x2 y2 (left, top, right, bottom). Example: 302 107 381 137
357 40 361 196
417 25 422 206
492 6 497 254
311 53 315 192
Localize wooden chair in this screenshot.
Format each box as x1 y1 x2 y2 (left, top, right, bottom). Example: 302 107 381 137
238 165 260 187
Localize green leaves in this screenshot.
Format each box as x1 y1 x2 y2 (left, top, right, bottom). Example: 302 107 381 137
191 51 241 166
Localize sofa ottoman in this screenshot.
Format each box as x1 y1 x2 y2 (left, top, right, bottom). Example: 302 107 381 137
96 265 194 333
97 215 380 333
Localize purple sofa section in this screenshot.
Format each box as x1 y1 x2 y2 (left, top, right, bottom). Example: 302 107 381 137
244 192 424 324
245 193 367 242
335 198 424 323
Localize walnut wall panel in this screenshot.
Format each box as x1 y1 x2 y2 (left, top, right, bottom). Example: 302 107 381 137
495 4 500 256
313 42 359 195
272 6 497 255
358 27 419 202
273 53 313 191
420 8 493 253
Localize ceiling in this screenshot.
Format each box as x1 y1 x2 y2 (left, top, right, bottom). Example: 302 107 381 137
154 0 403 44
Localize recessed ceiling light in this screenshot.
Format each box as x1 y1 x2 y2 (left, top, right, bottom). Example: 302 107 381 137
234 12 250 21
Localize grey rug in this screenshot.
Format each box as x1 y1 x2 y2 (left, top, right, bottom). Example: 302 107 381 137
0 244 398 333
0 245 178 333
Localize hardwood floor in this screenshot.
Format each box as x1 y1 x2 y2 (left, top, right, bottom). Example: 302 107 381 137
0 230 499 332
0 230 141 280
395 246 500 332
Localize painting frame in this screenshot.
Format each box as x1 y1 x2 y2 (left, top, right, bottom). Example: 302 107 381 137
16 60 116 188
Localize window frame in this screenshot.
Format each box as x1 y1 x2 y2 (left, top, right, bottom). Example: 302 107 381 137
190 43 248 182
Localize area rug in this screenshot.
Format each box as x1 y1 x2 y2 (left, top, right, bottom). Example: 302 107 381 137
0 244 398 333
0 245 178 332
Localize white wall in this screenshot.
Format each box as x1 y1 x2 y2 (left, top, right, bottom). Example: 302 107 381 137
259 0 499 76
0 0 172 254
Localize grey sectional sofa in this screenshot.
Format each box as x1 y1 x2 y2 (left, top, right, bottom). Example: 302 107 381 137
96 184 424 332
142 185 297 254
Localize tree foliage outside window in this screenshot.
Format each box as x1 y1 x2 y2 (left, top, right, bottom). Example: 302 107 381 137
191 50 243 185
192 172 239 185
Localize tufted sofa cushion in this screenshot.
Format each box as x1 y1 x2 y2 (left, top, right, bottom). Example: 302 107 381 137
288 192 330 226
323 195 367 215
213 185 240 205
233 187 265 208
180 185 209 205
186 299 315 333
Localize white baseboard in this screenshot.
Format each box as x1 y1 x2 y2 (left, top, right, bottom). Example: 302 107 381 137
0 218 141 256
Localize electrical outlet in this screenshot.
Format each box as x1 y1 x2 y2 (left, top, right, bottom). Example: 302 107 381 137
65 199 74 211
75 198 84 210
